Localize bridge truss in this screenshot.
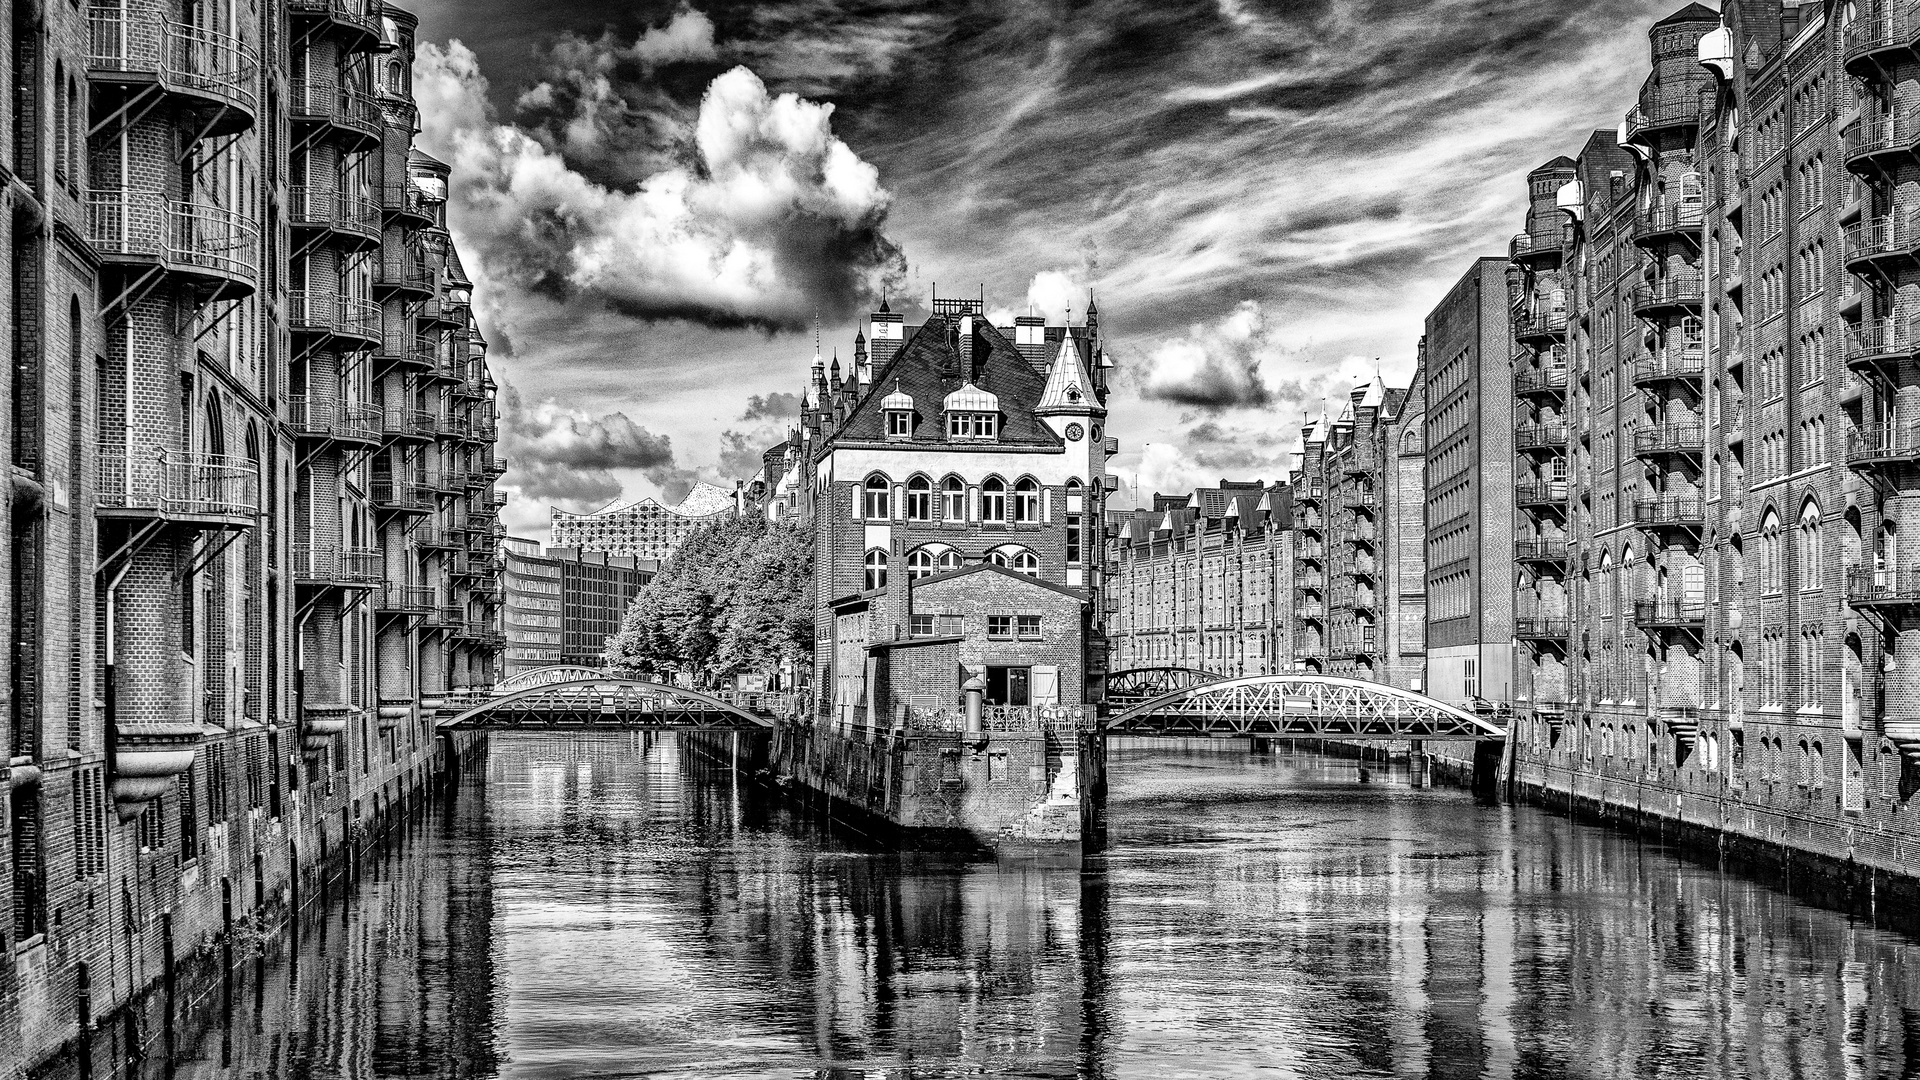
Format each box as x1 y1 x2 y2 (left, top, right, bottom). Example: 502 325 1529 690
1104 667 1222 704
1106 673 1505 741
436 679 775 732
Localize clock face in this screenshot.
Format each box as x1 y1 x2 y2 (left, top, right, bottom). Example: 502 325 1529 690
1065 423 1084 442
1091 423 1103 441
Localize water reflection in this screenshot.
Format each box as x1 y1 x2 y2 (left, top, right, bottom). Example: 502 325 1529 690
47 734 1920 1079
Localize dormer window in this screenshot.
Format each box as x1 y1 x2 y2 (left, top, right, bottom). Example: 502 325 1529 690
948 412 998 440
943 382 1000 441
880 381 915 439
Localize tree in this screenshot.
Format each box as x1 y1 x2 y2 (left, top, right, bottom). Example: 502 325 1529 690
604 516 814 686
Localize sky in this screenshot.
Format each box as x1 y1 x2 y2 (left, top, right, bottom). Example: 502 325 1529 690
403 0 1712 541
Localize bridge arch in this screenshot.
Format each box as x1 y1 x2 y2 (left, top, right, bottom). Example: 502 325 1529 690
437 679 775 731
495 665 609 692
1106 673 1505 740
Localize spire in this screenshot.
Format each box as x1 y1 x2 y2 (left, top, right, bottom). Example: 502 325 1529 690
1037 327 1102 416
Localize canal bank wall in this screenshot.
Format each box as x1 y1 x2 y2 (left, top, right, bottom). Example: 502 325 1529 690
686 722 1103 854
4 726 485 1079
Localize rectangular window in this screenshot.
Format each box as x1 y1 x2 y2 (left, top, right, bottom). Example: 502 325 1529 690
911 614 934 636
1017 615 1042 640
1066 514 1083 564
887 411 910 436
988 615 1013 640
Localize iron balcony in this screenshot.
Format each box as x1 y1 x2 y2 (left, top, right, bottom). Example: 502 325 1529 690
1847 422 1920 469
96 449 259 526
1341 489 1377 511
1513 540 1566 566
1632 201 1704 247
85 189 260 293
288 395 382 446
1633 423 1706 458
1509 228 1564 267
1514 364 1569 398
1513 305 1569 345
1633 599 1707 630
1842 0 1920 77
86 8 259 135
1515 422 1569 453
1632 495 1706 530
382 180 439 225
381 407 438 444
288 185 382 248
1514 618 1571 641
1631 274 1705 318
1844 107 1920 175
1846 317 1920 371
1515 483 1568 511
293 545 383 588
371 479 431 514
1843 215 1920 275
1631 348 1706 388
289 291 382 344
372 584 437 615
1847 567 1920 611
1624 74 1712 141
288 80 382 151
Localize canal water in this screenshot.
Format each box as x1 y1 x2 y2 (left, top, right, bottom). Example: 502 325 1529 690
57 733 1920 1079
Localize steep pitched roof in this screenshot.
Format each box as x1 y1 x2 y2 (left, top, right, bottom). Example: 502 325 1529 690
1036 329 1102 415
911 561 1090 603
1654 2 1718 27
826 315 1062 448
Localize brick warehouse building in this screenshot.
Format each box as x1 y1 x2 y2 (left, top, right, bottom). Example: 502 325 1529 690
1292 373 1428 690
1423 259 1518 709
1505 0 1920 882
0 1 501 1070
794 294 1116 732
501 538 653 679
1105 483 1296 676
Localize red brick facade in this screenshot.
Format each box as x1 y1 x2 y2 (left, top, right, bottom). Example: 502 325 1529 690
0 4 498 1070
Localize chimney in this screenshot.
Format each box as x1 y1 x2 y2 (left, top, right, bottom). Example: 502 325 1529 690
1014 313 1047 371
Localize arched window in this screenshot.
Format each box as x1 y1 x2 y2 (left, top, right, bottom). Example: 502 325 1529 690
938 548 962 571
1065 477 1083 493
941 476 966 522
1799 499 1822 591
863 474 890 519
1012 477 1040 523
907 548 936 579
905 475 932 521
863 548 888 591
1761 509 1783 593
981 477 1007 523
990 546 1038 576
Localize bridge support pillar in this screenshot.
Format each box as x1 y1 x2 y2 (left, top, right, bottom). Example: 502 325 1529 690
1409 740 1429 789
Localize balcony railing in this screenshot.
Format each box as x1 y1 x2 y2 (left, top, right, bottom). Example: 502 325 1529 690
85 189 259 282
1515 618 1570 640
1843 214 1920 268
1632 273 1705 314
1846 317 1920 366
289 291 382 340
1847 422 1920 466
1633 201 1704 242
1515 423 1569 452
381 406 436 441
1513 305 1570 340
1843 0 1920 70
1509 228 1563 263
1341 489 1377 510
288 0 381 33
288 185 381 237
1632 495 1706 528
288 395 381 443
1845 109 1920 168
1625 76 1711 139
411 522 457 549
373 584 437 613
1633 423 1705 456
381 180 437 220
1514 540 1566 563
88 7 259 117
378 255 433 293
1633 600 1707 629
1514 365 1569 396
294 545 383 585
1847 567 1920 608
1515 482 1568 509
371 479 430 511
288 80 380 139
1631 348 1705 386
98 449 259 518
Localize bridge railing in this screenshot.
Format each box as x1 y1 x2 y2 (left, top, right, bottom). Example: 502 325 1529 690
714 691 801 718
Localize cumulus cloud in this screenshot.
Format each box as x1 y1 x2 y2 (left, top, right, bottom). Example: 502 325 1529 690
415 39 906 332
512 7 716 166
1134 299 1278 411
497 383 696 510
740 391 801 421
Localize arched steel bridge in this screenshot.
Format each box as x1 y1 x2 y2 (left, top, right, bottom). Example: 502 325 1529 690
1104 672 1505 741
1104 667 1223 705
435 678 780 732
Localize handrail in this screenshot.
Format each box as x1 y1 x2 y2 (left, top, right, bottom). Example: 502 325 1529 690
98 448 258 517
87 7 259 114
85 189 259 280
